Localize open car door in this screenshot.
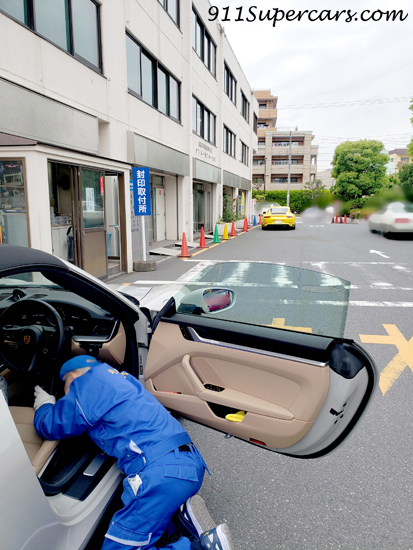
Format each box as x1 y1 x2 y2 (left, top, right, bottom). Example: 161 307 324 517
144 262 377 458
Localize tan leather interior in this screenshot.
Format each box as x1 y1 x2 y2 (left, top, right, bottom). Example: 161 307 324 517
9 406 58 475
145 322 330 449
71 321 126 365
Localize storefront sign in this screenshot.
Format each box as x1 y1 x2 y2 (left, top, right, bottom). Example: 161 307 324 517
195 141 217 163
100 176 104 195
85 188 95 212
132 167 151 216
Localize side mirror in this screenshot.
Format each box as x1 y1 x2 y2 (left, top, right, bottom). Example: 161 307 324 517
177 288 236 315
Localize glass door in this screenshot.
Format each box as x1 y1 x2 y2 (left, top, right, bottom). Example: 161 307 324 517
78 168 107 278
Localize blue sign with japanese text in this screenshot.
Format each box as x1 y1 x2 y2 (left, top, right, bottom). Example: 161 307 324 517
132 167 151 216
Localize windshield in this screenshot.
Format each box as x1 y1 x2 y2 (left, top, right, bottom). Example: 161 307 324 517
174 262 350 338
0 271 62 288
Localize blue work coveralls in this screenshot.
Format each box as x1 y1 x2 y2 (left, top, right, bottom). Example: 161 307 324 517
34 364 207 549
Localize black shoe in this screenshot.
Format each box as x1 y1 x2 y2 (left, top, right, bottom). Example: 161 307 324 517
175 495 216 541
199 524 234 550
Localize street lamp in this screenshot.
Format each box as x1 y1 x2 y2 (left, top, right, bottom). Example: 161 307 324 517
287 130 292 208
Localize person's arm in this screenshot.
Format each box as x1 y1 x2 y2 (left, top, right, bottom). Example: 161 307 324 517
34 388 91 440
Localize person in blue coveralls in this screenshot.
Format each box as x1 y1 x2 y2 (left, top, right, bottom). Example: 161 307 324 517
33 355 234 550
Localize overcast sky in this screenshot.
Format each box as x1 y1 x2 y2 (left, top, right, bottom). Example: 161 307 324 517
214 0 413 171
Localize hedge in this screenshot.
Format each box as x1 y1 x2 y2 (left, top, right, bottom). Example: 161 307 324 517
252 189 333 213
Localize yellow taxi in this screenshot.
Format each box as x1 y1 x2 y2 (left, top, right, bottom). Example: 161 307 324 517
262 205 296 230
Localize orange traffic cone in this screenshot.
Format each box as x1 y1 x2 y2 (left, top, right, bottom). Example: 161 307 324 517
222 223 229 240
243 218 249 231
335 215 338 224
340 215 343 223
178 232 191 258
230 221 237 237
258 214 262 225
331 217 335 224
344 215 347 224
198 227 208 249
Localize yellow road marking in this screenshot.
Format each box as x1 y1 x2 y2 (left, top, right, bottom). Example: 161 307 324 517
359 324 413 395
267 317 313 333
184 242 223 259
122 282 132 285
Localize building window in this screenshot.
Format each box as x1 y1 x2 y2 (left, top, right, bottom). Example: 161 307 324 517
0 0 102 73
259 103 267 109
223 126 236 157
192 7 216 76
192 96 216 145
240 91 250 123
126 34 180 122
253 114 258 134
240 141 249 165
253 159 266 165
272 177 298 183
158 0 179 25
224 63 236 104
258 140 265 147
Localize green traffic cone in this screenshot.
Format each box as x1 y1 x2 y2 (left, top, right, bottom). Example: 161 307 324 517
213 224 220 243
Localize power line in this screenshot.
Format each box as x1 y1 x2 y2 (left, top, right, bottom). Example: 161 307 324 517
278 97 412 110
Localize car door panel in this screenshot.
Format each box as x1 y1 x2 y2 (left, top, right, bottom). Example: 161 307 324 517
145 313 376 457
145 319 332 450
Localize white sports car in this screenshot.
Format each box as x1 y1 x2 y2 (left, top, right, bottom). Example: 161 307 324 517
0 244 377 550
368 201 413 236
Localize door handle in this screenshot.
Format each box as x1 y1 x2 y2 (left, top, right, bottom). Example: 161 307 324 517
181 354 205 393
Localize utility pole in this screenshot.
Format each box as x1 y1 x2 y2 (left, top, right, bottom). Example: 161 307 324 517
286 130 292 207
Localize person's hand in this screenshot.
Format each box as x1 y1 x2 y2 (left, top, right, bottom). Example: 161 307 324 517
33 385 56 411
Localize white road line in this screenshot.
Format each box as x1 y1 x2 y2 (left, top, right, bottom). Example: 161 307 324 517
221 263 252 284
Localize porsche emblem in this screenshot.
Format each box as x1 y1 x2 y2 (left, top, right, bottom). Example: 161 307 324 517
23 335 31 345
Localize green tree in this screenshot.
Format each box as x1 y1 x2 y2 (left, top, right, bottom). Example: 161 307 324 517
330 140 389 201
304 178 326 199
407 99 413 158
399 163 413 187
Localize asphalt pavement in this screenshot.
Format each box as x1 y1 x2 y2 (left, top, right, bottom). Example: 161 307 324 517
104 217 413 550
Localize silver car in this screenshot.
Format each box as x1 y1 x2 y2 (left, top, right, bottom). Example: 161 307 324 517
0 244 377 550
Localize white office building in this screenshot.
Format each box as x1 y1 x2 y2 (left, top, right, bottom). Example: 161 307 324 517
0 0 257 278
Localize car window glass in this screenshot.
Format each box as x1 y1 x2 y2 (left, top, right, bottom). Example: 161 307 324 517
0 271 61 288
388 202 405 213
270 208 288 214
173 262 350 338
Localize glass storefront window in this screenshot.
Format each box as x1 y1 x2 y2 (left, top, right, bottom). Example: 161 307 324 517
0 159 28 246
34 0 70 52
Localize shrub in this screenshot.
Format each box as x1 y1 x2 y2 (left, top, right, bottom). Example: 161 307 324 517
252 189 333 214
221 194 240 222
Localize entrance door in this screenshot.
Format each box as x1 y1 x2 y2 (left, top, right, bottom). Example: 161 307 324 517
155 187 165 241
77 168 107 278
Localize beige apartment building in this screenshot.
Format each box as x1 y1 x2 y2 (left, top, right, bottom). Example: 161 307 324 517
386 149 411 175
252 90 318 191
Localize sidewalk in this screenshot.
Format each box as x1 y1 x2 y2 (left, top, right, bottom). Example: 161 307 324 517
107 222 254 287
